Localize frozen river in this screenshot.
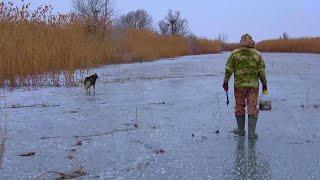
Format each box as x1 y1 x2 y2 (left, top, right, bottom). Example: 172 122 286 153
1 52 320 179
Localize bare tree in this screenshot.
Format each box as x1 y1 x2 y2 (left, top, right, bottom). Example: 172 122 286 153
158 20 169 35
216 33 228 44
158 10 189 36
215 33 229 49
73 0 114 28
279 32 290 40
118 9 153 30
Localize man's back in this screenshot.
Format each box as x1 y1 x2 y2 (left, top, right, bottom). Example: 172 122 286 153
225 47 266 88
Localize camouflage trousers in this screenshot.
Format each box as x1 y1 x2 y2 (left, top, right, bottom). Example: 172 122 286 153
234 88 259 117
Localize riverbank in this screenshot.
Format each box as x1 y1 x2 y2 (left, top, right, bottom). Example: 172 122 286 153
0 2 220 87
256 38 320 54
0 22 220 87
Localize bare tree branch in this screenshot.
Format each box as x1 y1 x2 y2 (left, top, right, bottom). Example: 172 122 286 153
72 0 114 28
158 9 189 36
117 9 153 30
216 33 228 49
279 32 290 40
158 20 169 35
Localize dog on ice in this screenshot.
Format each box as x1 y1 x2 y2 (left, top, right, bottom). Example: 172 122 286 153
84 73 99 95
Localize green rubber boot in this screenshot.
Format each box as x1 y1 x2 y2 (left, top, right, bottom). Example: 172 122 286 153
248 115 258 140
233 115 246 136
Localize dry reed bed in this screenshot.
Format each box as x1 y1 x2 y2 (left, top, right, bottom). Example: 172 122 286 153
0 1 220 87
255 38 320 54
222 43 241 51
222 38 320 53
0 22 220 87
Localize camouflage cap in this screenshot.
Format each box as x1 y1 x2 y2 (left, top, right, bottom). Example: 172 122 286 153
240 34 255 48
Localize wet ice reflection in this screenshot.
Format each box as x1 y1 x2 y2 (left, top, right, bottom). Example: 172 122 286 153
234 138 271 180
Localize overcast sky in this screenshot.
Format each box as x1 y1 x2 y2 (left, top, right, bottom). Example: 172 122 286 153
13 0 320 42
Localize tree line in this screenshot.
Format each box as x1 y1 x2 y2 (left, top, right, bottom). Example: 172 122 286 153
73 0 189 36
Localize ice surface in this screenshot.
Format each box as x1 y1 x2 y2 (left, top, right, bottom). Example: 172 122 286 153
0 52 320 179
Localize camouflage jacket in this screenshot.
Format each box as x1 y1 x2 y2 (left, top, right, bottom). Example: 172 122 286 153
224 48 267 88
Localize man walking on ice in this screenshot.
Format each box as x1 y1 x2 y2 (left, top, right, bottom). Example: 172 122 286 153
223 34 268 140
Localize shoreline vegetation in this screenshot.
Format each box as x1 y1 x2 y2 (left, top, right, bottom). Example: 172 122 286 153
223 38 320 54
255 38 320 54
0 1 220 87
0 1 319 88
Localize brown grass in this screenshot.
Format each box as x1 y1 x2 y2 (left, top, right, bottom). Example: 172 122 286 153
0 1 221 87
255 38 320 54
222 43 241 51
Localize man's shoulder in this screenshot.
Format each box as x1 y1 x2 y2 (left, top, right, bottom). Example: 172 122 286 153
232 47 261 54
248 48 261 55
230 48 262 62
231 48 242 54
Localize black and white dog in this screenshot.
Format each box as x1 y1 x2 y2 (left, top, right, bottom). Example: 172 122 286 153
84 73 99 95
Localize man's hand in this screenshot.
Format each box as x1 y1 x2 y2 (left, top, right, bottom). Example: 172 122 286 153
262 84 268 94
223 82 229 92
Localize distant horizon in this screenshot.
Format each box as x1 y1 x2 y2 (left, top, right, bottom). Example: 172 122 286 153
11 0 320 42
